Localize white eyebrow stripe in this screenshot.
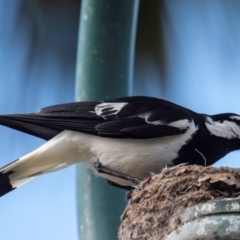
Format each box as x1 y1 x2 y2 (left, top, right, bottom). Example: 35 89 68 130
230 115 240 121
206 116 240 139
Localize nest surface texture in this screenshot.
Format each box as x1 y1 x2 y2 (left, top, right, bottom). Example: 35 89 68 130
118 165 240 240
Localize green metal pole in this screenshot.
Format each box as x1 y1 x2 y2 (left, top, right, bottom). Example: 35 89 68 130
75 1 139 240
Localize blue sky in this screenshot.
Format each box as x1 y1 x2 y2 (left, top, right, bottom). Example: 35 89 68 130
1 1 240 239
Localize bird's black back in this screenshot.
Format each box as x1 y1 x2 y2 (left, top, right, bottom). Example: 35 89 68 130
0 96 197 140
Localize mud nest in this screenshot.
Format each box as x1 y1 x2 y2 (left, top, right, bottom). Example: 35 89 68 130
118 165 240 240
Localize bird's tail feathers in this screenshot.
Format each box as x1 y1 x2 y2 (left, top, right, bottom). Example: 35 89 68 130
0 171 15 196
0 159 34 197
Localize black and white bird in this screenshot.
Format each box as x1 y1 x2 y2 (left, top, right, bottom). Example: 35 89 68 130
0 96 240 196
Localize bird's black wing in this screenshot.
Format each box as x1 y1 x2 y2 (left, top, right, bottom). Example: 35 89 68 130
0 96 194 140
0 101 102 140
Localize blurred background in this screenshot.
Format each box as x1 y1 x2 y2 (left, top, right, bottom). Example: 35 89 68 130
1 0 240 239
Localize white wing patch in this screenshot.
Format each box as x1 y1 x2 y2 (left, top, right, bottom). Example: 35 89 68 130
95 102 128 117
205 116 240 139
139 111 191 130
166 119 191 130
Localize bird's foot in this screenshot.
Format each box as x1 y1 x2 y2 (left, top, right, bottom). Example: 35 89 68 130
94 160 142 185
125 190 134 203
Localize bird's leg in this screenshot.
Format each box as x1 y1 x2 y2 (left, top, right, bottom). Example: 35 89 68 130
105 179 134 191
94 160 142 185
